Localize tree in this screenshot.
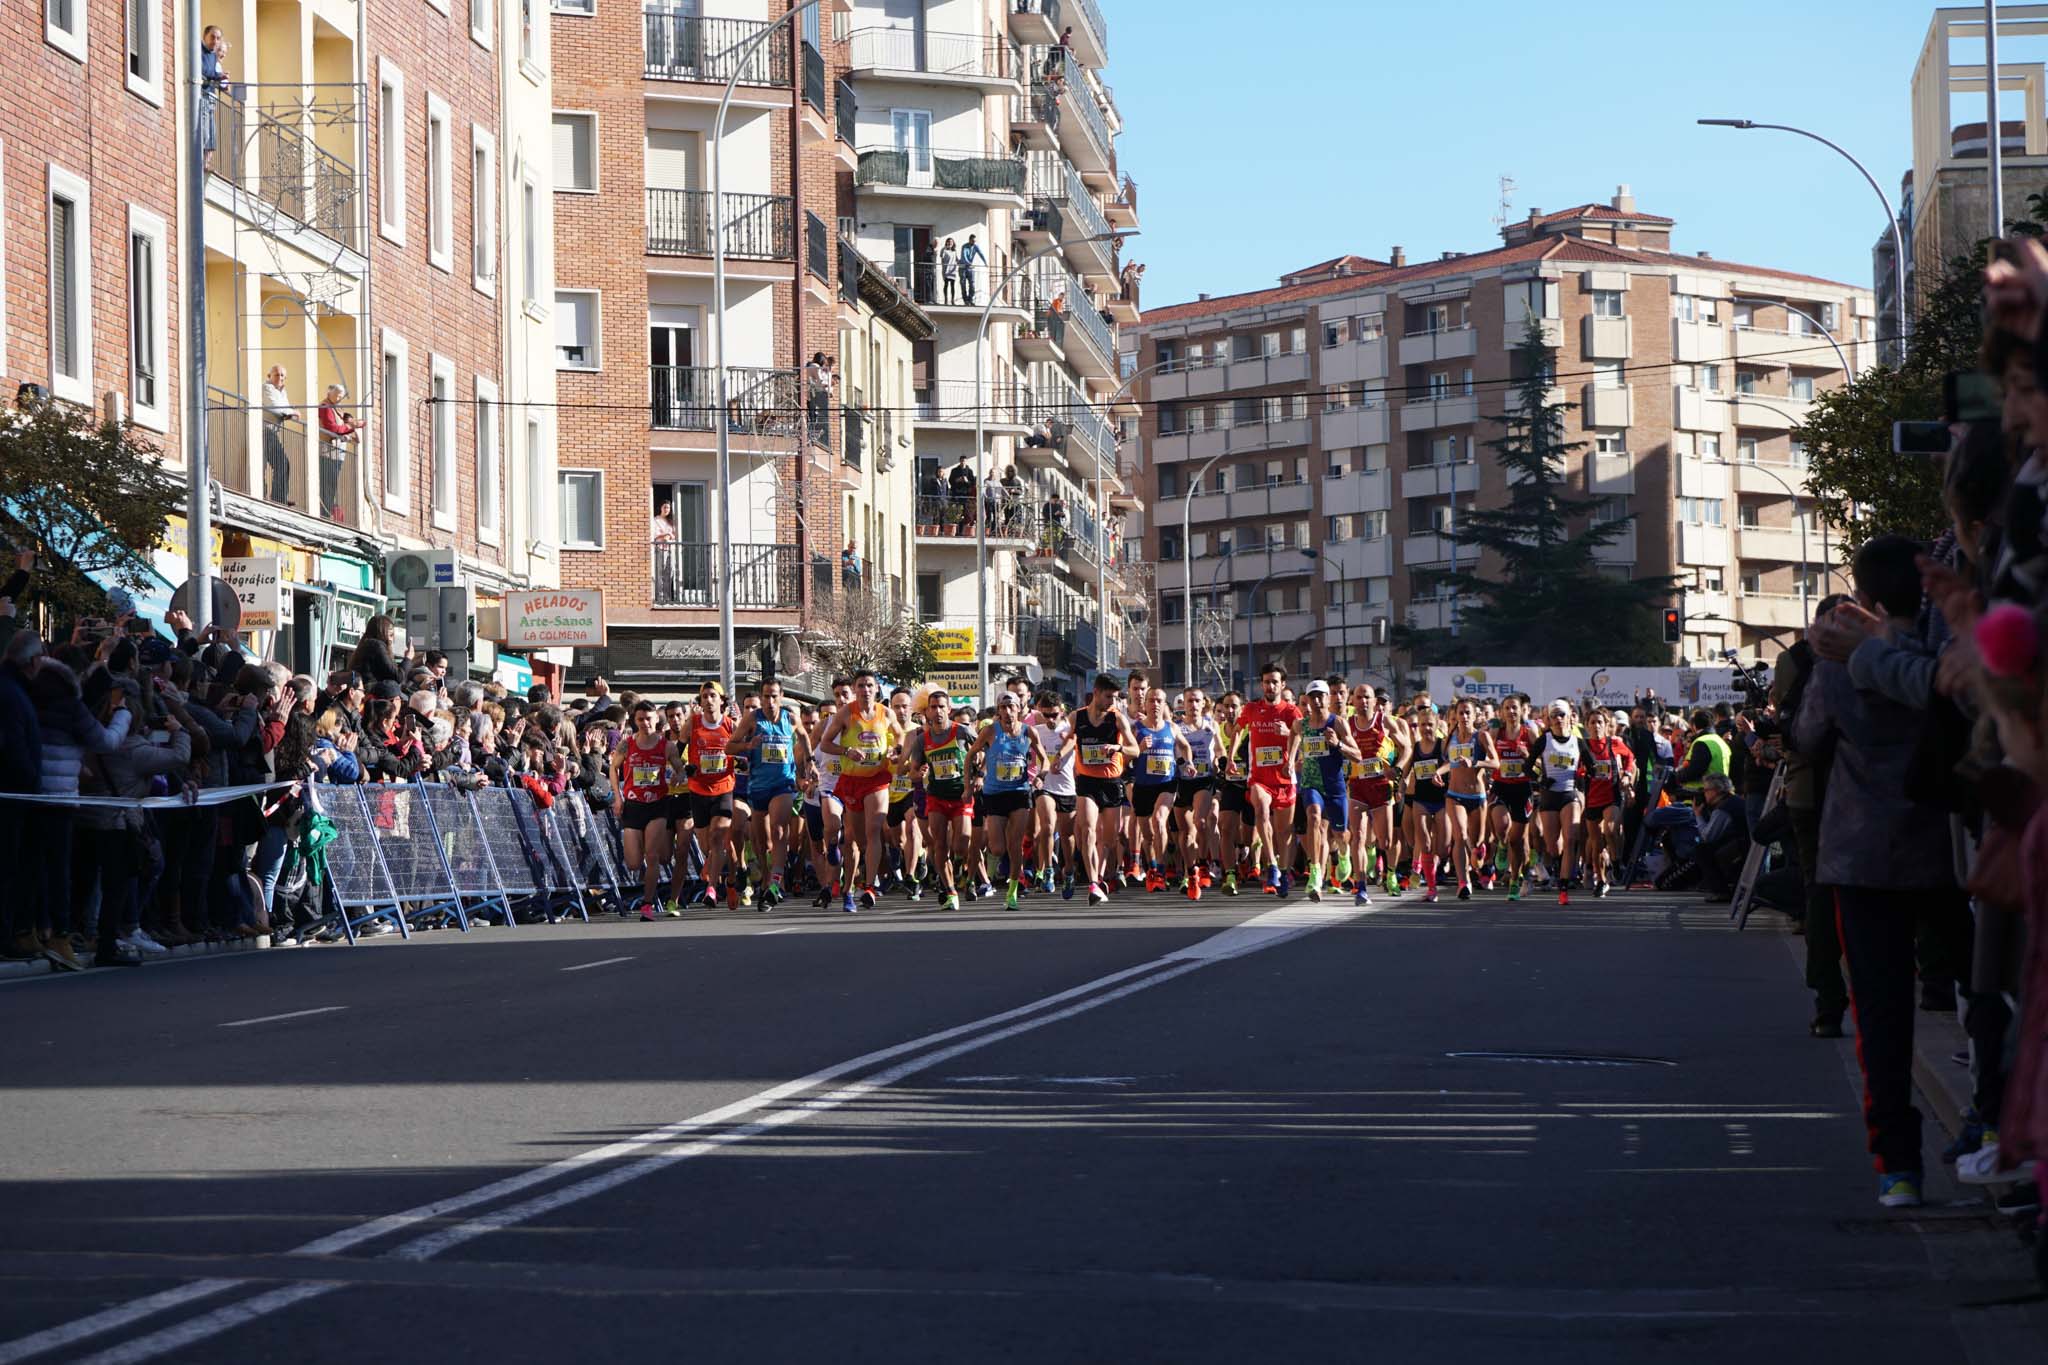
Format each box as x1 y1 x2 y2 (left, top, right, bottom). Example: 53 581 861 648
1801 189 2048 553
0 402 182 622
1402 323 1674 666
810 587 938 684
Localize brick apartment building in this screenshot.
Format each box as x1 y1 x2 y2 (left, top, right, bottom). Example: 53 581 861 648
1129 188 1876 691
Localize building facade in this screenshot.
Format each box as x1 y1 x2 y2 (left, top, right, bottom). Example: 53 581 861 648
1131 189 1874 691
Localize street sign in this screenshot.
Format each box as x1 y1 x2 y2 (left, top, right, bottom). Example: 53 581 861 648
923 668 983 704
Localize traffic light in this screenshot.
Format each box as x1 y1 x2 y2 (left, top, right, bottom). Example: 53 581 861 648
1662 606 1683 644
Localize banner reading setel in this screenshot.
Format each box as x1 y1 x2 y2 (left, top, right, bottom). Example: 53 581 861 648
1424 665 1761 710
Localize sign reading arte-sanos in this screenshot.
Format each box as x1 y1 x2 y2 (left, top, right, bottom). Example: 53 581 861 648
505 590 605 648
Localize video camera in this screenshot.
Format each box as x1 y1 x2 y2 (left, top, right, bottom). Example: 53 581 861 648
1722 650 1771 707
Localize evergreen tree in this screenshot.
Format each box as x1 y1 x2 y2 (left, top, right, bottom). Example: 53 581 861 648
1408 322 1673 666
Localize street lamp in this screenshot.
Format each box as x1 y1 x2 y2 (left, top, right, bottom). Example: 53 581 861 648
976 229 1135 704
1082 355 1170 679
1698 119 1908 357
1731 295 1853 376
713 0 825 697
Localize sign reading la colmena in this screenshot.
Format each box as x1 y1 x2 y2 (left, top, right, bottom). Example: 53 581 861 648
505 590 605 648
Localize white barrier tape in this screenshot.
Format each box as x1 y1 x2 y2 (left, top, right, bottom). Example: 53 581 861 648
0 781 297 810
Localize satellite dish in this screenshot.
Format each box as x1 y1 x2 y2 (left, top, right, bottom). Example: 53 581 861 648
168 577 241 632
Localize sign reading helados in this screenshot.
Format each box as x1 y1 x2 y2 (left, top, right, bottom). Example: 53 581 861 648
504 590 605 648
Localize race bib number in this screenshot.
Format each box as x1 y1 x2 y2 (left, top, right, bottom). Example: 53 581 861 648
1146 754 1173 777
996 758 1024 783
630 761 663 788
930 757 961 782
858 732 886 762
1081 743 1113 767
1449 744 1472 765
1499 758 1524 780
759 742 790 766
1546 752 1574 772
1254 745 1283 767
1302 735 1328 758
698 752 728 774
1412 760 1439 782
825 754 842 776
1592 760 1612 780
889 771 913 797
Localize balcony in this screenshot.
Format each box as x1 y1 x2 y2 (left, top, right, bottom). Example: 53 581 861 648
1400 458 1476 501
1233 609 1315 651
645 188 793 261
1732 325 1796 365
804 209 831 290
649 366 802 439
916 378 1031 431
1009 0 1060 45
1404 595 1469 633
1677 521 1730 566
642 11 791 87
1725 393 1808 431
1592 520 1636 565
1065 0 1108 66
1187 478 1313 524
229 388 365 527
1106 268 1140 324
652 543 801 609
1736 524 1809 564
913 493 1040 549
1058 162 1117 283
1736 593 1809 631
1581 315 1632 359
1586 451 1634 495
1580 383 1633 428
1321 535 1394 580
1322 468 1392 517
844 28 1023 88
1106 174 1138 228
1402 532 1460 566
1501 292 1561 351
1731 459 1812 497
1319 404 1389 449
1223 349 1310 391
1149 412 1311 464
1672 318 1723 363
1050 57 1114 179
1011 81 1061 152
1672 385 1720 432
1399 394 1480 431
835 78 856 147
1221 546 1316 584
208 90 364 255
855 146 1026 204
1396 324 1478 368
1017 198 1061 250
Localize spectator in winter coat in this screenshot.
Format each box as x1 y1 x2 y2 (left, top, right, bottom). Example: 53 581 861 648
0 630 45 959
30 661 133 969
76 701 192 966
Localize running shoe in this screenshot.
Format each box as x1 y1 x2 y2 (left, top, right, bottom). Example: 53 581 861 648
739 882 756 908
1458 882 1472 902
637 900 658 922
1005 879 1021 910
1144 870 1164 893
1424 888 1438 904
1186 875 1202 902
661 899 685 918
1307 882 1322 903
1557 888 1570 907
696 887 719 908
975 880 995 900
860 886 879 911
1595 879 1609 899
1333 854 1352 886
1506 879 1521 903
842 891 859 914
1494 846 1510 874
1277 872 1293 899
1223 871 1238 897
1353 885 1372 906
1956 1136 2005 1185
1062 877 1077 901
1087 882 1105 906
1383 870 1399 897
1943 1109 1988 1164
1877 1172 1923 1208
763 880 782 909
725 883 741 911
941 892 960 912
905 883 924 902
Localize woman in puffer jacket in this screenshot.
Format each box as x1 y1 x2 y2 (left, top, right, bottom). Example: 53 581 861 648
76 670 192 966
30 661 133 970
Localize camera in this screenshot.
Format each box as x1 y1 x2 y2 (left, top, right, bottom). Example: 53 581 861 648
1722 650 1771 707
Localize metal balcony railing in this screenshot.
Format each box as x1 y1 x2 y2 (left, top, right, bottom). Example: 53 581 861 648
1069 0 1108 56
646 188 794 260
652 542 801 608
914 492 1041 542
1023 197 1064 240
838 234 861 307
1014 81 1061 136
211 89 362 251
801 39 826 114
856 146 1026 197
1015 0 1062 26
835 77 856 144
888 245 1010 307
1112 174 1137 217
916 378 1029 426
1061 160 1113 243
845 27 1021 82
805 210 830 281
650 365 802 434
206 387 251 497
642 11 791 85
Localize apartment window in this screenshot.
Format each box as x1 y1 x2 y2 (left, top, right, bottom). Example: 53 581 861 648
1287 326 1307 354
1693 363 1722 393
1157 465 1179 497
471 128 496 292
555 290 598 368
559 469 603 547
1740 571 1764 596
522 177 540 307
1515 279 1559 320
1429 434 1465 466
46 165 92 405
429 358 456 527
552 112 596 192
1675 295 1723 325
1589 289 1624 318
1327 514 1354 542
1159 526 1182 560
379 64 406 244
1788 439 1810 468
1323 385 1350 412
1460 367 1474 397
1592 495 1627 523
1592 432 1626 457
1322 319 1347 348
1697 567 1724 594
425 94 453 271
1360 510 1387 540
1156 401 1182 434
1677 497 1724 526
520 0 535 64
1356 312 1384 341
1788 375 1816 401
469 0 492 48
1737 436 1759 463
1426 372 1448 399
126 208 168 430
476 377 500 538
1159 596 1184 624
1362 444 1389 471
1739 502 1761 528
1262 459 1283 487
1592 360 1624 390
553 0 593 11
124 0 162 102
380 331 410 511
526 415 546 543
1422 304 1448 335
1698 433 1722 460
1732 302 1758 329
46 0 86 62
1326 450 1348 478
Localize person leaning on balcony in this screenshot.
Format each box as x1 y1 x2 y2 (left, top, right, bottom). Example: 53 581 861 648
841 542 862 588
317 385 362 522
1000 465 1026 533
804 353 831 440
261 365 295 504
959 236 986 306
939 239 959 306
947 455 978 533
200 27 230 172
652 500 678 604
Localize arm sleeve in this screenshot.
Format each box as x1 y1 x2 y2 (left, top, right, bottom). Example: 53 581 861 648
1846 635 1936 712
73 704 134 755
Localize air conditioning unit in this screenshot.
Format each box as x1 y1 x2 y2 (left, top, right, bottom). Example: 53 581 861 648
386 547 462 596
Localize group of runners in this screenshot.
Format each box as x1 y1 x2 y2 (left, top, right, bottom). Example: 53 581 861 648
608 662 1651 918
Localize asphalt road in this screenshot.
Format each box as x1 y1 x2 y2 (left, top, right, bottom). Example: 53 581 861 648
1 886 2041 1363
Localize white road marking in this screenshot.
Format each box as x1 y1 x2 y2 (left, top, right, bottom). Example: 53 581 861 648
216 1006 347 1030
945 1074 1138 1086
755 927 802 936
559 957 636 973
23 902 1379 1364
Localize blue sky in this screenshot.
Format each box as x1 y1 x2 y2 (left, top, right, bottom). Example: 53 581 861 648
1111 0 1940 308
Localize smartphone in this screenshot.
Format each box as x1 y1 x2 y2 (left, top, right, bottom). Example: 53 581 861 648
1893 420 1952 455
1944 370 2000 424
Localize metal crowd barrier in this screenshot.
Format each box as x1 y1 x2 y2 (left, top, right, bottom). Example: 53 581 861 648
304 782 626 941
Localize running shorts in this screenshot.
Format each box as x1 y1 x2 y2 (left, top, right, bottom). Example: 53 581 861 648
1130 781 1174 817
1217 782 1249 817
620 801 667 833
1491 784 1532 823
979 790 1029 821
1537 788 1583 813
689 791 735 826
835 769 891 806
926 793 974 824
1075 775 1126 810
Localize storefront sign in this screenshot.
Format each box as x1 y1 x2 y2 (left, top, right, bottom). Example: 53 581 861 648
221 555 291 631
504 590 605 648
923 669 984 705
651 638 719 664
927 626 975 663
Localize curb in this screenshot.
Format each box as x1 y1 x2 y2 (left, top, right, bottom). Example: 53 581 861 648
1910 1002 1973 1142
0 934 270 979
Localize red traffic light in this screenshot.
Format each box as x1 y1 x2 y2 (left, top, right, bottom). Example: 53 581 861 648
1662 608 1683 644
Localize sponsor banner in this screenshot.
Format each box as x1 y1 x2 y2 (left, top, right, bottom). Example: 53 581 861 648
1425 665 1759 709
505 590 605 648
